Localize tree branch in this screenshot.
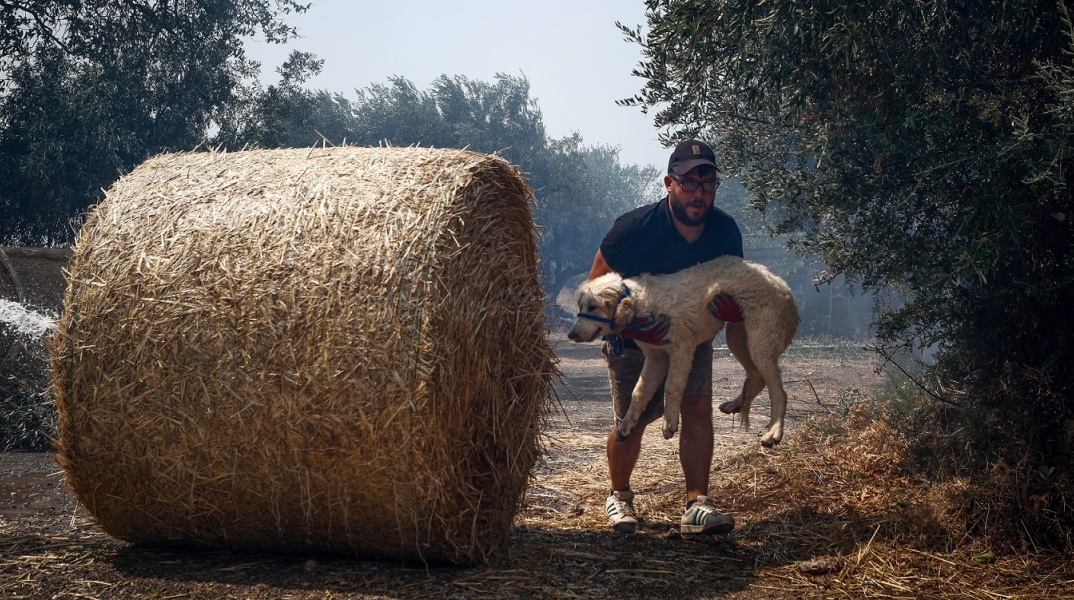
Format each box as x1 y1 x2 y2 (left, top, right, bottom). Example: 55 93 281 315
868 344 961 408
0 0 71 53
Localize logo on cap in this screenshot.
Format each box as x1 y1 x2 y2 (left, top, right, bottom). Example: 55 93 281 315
692 144 701 156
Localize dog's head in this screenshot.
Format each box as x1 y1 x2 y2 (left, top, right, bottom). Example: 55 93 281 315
567 273 636 343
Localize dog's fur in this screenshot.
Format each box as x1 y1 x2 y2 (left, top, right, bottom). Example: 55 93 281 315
568 255 799 446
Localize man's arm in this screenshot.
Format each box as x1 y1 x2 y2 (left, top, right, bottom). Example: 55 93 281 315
588 249 615 279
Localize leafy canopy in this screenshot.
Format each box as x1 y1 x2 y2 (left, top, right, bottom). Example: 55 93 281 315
623 1 1073 384
0 0 309 244
621 0 1074 537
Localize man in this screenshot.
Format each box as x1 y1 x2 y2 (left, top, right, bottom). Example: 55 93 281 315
588 139 750 535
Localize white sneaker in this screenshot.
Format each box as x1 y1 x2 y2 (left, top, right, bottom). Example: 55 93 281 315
681 495 735 534
605 489 638 533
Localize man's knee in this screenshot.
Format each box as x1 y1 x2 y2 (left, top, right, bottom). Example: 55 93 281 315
680 395 713 421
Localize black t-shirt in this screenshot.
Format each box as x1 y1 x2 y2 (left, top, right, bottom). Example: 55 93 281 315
600 197 743 277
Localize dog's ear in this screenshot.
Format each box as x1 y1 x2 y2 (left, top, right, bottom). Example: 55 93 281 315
597 285 618 313
612 294 635 331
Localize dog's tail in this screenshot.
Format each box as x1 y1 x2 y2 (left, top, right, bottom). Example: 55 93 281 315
779 291 800 348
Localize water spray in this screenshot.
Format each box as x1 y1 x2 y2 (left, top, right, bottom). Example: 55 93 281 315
0 299 57 338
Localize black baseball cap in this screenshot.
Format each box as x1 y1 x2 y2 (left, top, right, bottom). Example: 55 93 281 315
668 139 719 175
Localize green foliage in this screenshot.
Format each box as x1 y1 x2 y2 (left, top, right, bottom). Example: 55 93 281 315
531 134 661 293
347 74 550 172
213 50 352 149
0 0 309 244
624 0 1074 466
876 379 1074 551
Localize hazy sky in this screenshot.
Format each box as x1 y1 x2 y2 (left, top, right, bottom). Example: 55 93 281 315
242 0 673 171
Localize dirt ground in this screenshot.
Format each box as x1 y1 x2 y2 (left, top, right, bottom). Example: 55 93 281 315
0 334 890 599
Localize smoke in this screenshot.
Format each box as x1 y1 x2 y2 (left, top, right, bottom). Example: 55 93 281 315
0 299 56 338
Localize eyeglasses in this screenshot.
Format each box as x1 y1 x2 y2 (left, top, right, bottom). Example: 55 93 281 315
671 176 719 193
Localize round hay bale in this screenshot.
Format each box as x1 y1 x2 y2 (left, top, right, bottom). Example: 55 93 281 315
48 146 558 564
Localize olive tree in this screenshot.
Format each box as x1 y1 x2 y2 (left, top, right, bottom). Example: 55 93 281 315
0 0 309 244
621 0 1074 546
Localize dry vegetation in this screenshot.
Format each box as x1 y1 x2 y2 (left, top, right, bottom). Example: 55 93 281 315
3 339 1072 598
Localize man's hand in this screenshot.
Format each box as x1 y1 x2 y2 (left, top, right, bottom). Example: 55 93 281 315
707 293 744 322
620 312 671 345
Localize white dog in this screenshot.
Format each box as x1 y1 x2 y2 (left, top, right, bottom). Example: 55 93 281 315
567 255 799 447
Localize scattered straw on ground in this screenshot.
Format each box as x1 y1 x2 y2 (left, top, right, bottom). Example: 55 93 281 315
3 402 1073 598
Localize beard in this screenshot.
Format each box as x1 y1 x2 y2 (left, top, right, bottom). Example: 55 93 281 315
669 192 710 227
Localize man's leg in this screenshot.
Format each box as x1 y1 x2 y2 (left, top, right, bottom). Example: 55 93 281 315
603 342 664 493
678 394 713 503
678 342 735 534
605 422 648 533
602 341 664 533
607 422 645 493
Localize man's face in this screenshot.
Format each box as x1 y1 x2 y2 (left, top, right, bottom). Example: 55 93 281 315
665 167 719 227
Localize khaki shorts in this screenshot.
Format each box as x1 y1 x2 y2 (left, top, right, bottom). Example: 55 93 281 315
602 340 713 428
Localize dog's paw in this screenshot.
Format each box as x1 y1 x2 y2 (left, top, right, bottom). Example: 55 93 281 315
661 422 677 439
718 399 742 414
760 432 782 447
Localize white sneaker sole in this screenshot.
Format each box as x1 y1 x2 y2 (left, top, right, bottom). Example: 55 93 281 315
680 520 734 535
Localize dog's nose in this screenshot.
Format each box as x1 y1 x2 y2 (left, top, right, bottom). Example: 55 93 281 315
567 330 578 341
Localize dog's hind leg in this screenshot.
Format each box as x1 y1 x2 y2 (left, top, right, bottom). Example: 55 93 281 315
659 346 696 439
617 350 669 440
720 372 766 431
755 360 787 447
719 330 766 431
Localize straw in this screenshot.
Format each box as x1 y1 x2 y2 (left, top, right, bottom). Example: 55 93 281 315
48 146 558 565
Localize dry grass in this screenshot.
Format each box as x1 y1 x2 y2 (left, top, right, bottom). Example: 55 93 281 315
2 404 1073 598
506 409 1074 599
47 146 558 565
